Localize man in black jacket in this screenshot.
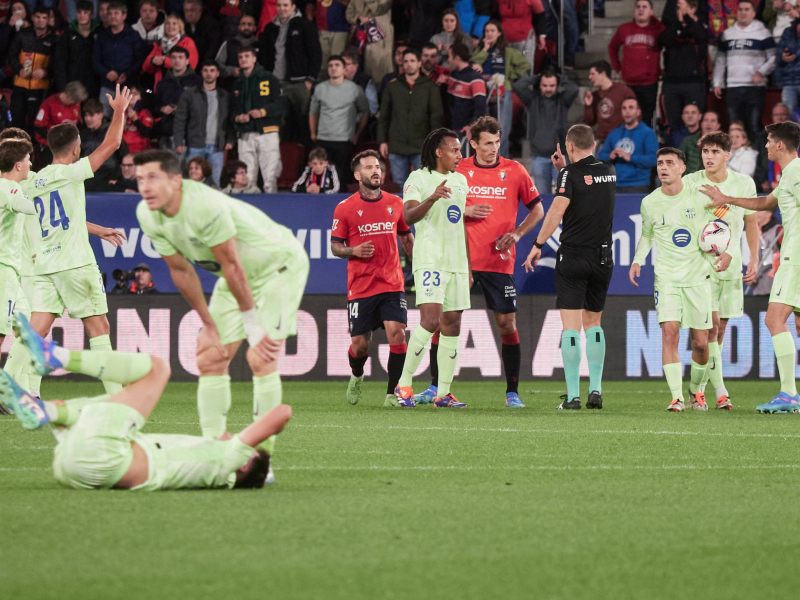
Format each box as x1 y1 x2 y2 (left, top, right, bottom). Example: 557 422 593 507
55 1 101 99
258 0 322 144
183 0 222 61
154 46 203 151
215 14 259 89
659 0 708 136
174 60 235 187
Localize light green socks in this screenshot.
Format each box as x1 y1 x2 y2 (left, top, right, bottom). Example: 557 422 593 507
3 338 30 391
49 395 108 426
197 375 232 439
398 326 434 388
65 349 153 384
663 362 684 401
689 359 707 394
585 326 605 394
89 335 123 394
253 372 282 454
561 330 581 400
705 342 727 399
436 334 460 398
772 332 798 396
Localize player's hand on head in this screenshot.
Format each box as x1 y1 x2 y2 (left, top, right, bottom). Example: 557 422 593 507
353 241 374 258
714 252 732 272
465 203 492 219
254 333 281 363
629 263 640 286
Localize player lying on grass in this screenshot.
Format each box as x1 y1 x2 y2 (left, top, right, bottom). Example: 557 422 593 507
702 121 800 414
630 148 729 412
1 314 292 490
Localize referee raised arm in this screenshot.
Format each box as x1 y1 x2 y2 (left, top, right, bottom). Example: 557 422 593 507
522 124 616 410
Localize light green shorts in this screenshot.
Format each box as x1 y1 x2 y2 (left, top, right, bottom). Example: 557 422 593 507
711 277 744 319
769 264 800 309
0 263 20 336
413 269 471 312
53 401 143 490
209 252 310 346
32 264 108 318
13 275 35 319
654 282 712 330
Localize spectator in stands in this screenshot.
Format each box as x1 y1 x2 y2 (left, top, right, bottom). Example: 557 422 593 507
608 0 665 127
497 0 546 56
471 20 530 157
143 14 199 89
668 102 702 148
93 2 145 116
545 0 578 68
174 59 234 187
420 43 448 83
33 81 87 165
55 1 101 100
315 0 349 79
98 0 111 29
219 0 263 40
222 159 262 194
259 0 321 145
411 0 454 48
514 66 579 194
291 146 341 193
232 46 283 193
7 2 30 32
766 0 797 42
183 0 221 61
583 60 637 145
659 0 707 135
378 48 443 184
80 98 131 191
346 0 394 84
727 120 758 177
379 42 407 98
132 0 164 42
129 263 158 295
216 14 259 87
187 156 216 187
441 41 486 139
8 4 57 134
47 6 66 36
599 97 658 193
713 0 776 140
776 15 800 113
755 103 791 192
153 45 202 151
310 55 370 185
679 109 721 173
123 84 154 153
431 9 475 69
108 153 139 193
343 49 379 117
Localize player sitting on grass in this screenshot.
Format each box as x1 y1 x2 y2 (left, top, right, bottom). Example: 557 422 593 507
1 314 292 490
683 132 759 410
630 148 729 412
395 128 471 408
702 121 800 413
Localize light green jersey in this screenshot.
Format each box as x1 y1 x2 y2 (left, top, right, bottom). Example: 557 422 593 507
773 157 800 265
29 158 95 275
402 168 469 273
137 179 304 280
19 171 39 277
0 178 35 274
633 181 716 287
683 169 756 281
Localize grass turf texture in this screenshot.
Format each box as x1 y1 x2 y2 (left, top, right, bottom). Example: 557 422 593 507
2 380 800 600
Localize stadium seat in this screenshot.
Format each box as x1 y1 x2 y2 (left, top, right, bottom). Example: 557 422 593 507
278 143 306 189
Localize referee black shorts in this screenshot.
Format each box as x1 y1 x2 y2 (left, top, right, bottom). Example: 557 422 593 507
555 248 613 313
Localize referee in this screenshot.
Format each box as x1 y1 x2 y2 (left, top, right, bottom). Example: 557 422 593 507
523 124 616 410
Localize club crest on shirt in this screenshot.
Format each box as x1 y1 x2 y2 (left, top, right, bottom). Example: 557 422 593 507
685 208 696 218
499 170 507 181
387 206 394 215
584 175 593 185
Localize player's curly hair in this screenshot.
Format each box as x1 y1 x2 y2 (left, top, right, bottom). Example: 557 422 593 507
420 128 459 172
697 131 731 153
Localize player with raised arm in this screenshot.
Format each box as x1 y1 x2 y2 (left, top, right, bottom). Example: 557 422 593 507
1 314 292 491
395 128 471 408
683 132 759 410
701 121 800 413
134 150 309 483
630 148 728 412
330 150 415 407
418 117 544 408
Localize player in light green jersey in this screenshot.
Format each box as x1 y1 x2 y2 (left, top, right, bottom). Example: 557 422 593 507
1 314 292 491
702 122 800 413
630 148 730 412
394 128 471 408
683 132 760 410
24 85 132 398
134 150 309 484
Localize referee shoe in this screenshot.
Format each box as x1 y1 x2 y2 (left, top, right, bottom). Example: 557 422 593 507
557 395 581 410
586 391 603 409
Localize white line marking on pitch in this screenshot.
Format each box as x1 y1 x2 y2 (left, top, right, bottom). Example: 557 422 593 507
278 464 800 472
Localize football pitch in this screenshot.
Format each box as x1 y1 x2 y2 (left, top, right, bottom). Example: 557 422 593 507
2 379 800 600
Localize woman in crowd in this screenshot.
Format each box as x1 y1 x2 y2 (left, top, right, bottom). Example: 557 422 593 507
187 156 217 188
143 14 199 89
728 121 758 178
430 9 475 69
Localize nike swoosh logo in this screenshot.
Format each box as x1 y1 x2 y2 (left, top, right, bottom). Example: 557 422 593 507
661 215 665 225
450 351 458 359
705 314 708 323
777 286 782 296
275 313 281 331
711 358 716 370
415 347 424 356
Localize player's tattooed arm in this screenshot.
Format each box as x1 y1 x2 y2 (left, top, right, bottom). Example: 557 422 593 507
399 232 414 260
331 240 374 259
701 185 779 211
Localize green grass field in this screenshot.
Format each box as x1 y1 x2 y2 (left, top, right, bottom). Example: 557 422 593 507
2 379 800 600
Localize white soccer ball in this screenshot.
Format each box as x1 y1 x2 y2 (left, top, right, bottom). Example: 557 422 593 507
699 220 731 256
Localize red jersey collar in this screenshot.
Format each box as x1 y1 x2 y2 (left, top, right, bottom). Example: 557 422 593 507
471 157 501 169
359 192 383 203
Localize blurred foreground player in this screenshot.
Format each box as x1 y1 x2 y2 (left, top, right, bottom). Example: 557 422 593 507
135 150 309 484
395 128 471 408
523 125 615 409
419 117 544 407
1 314 291 491
330 150 414 406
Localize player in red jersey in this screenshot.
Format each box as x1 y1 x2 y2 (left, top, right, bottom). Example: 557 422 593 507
418 117 544 407
331 150 415 407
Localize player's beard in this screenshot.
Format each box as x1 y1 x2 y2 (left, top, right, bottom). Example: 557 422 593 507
361 176 381 191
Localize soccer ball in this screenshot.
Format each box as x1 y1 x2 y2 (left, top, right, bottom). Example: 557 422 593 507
699 220 731 256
